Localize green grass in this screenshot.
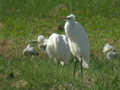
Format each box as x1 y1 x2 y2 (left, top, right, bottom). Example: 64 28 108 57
0 0 120 89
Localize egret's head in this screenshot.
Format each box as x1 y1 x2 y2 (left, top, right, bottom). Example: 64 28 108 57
38 39 48 50
37 35 46 43
65 14 76 22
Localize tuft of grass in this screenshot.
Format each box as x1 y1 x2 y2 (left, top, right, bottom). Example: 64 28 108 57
0 57 120 89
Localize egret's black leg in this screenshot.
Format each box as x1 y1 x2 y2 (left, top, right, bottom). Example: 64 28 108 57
80 58 83 75
57 60 60 69
73 57 78 76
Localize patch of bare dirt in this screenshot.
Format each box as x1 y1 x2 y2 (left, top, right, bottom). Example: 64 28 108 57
0 39 16 59
0 73 8 79
11 80 28 88
0 38 49 60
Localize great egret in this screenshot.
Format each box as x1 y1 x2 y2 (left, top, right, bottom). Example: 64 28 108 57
64 14 90 75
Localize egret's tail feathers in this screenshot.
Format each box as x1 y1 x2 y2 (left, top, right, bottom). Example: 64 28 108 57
82 60 89 69
60 61 64 66
78 57 89 69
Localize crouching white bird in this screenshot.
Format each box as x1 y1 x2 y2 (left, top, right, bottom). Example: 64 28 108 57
106 49 118 60
103 43 118 60
23 44 39 56
64 14 90 75
103 43 115 53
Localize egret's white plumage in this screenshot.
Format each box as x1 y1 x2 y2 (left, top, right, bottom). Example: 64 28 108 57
36 33 71 65
45 33 71 65
64 14 90 74
106 50 118 60
103 43 115 53
23 44 39 56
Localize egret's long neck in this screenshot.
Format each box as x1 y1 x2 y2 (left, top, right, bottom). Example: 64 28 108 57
65 20 75 40
67 19 75 25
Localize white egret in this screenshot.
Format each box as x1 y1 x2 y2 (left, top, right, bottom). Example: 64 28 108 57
64 14 90 75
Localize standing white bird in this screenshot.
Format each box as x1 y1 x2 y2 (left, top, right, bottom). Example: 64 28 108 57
103 43 115 53
64 14 90 75
38 33 72 66
23 44 39 56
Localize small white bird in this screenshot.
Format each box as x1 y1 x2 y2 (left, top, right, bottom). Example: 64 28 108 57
103 43 115 53
64 14 90 75
23 44 39 56
106 50 118 60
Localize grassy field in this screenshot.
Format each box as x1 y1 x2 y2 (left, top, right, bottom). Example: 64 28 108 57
0 0 120 89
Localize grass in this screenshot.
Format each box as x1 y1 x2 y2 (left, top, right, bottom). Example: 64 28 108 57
0 0 120 89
